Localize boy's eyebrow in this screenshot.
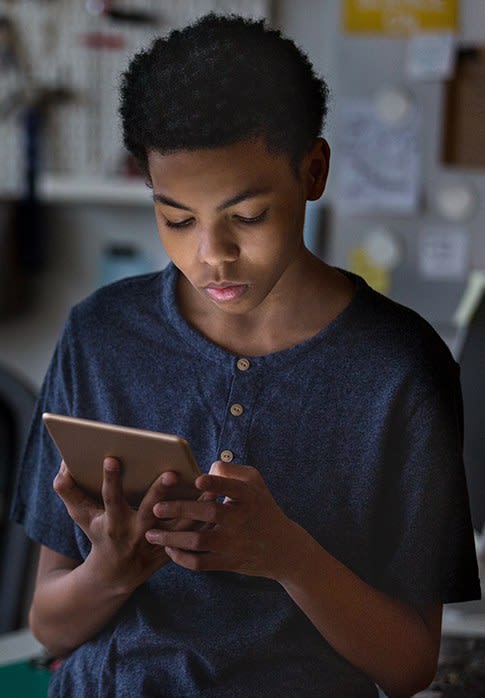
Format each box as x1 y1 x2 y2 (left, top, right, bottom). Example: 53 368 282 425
152 193 192 210
152 187 271 212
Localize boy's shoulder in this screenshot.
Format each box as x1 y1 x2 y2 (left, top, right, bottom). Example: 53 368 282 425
344 271 457 376
70 266 175 324
349 271 444 341
60 267 178 350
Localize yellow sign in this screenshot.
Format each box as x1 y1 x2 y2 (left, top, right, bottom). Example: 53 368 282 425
348 246 391 295
343 0 459 35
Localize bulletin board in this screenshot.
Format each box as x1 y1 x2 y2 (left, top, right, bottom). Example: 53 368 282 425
0 0 269 196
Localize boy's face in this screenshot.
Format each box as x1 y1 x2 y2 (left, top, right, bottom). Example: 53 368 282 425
148 138 328 319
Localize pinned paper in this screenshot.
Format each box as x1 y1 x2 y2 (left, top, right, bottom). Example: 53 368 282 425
406 33 456 80
418 225 469 281
342 0 459 36
434 182 478 222
375 86 414 124
363 226 403 270
335 98 421 214
349 245 391 294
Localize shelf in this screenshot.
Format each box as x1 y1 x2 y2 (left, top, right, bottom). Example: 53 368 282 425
442 607 485 638
37 175 153 206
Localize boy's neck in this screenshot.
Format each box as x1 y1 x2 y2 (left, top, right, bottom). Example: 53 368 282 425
176 255 355 357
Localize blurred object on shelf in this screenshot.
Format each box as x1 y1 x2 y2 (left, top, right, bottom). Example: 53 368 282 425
0 15 20 70
84 0 159 24
79 31 125 50
427 636 485 697
0 83 75 316
99 243 150 287
0 201 29 321
0 0 269 196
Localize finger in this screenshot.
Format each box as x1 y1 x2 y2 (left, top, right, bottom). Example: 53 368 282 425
53 461 99 526
150 490 217 519
137 471 201 531
164 546 229 572
208 460 260 482
195 472 250 502
101 458 130 518
137 471 181 527
198 490 218 502
153 498 231 526
154 470 179 487
53 461 85 501
145 470 193 505
145 528 216 553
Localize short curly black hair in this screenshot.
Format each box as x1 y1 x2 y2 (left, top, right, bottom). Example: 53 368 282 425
119 13 329 178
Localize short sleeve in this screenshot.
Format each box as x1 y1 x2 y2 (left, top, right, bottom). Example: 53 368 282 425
374 361 481 605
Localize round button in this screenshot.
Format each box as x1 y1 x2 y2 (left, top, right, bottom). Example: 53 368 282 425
230 403 244 417
220 449 234 462
236 358 251 371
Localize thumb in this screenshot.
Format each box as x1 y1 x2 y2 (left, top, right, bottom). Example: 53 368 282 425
209 460 256 481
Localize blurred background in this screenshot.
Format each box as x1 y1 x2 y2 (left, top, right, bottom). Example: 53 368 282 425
0 0 484 385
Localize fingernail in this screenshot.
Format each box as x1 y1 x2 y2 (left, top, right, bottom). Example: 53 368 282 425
145 530 158 543
160 472 173 485
153 502 165 517
104 457 119 471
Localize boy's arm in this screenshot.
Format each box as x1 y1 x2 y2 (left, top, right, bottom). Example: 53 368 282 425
30 546 138 657
147 462 442 698
279 529 442 698
29 458 178 657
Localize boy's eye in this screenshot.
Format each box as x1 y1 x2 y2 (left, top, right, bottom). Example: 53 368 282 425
164 218 194 229
163 209 268 229
234 210 268 225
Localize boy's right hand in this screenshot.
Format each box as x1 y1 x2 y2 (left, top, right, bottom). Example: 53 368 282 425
53 457 189 592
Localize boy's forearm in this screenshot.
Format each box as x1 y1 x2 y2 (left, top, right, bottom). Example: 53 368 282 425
30 552 147 657
277 523 440 698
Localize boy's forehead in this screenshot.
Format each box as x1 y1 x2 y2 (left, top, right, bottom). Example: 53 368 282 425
147 139 295 183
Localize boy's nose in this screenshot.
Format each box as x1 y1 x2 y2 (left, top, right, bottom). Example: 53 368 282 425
197 227 239 266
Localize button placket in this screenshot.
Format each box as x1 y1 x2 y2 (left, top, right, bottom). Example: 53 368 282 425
216 359 258 465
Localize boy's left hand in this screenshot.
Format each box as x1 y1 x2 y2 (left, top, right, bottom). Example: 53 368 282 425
145 460 297 580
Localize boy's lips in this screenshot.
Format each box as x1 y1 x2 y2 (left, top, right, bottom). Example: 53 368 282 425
203 283 249 302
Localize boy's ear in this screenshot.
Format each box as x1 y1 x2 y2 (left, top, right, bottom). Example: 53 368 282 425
304 138 330 201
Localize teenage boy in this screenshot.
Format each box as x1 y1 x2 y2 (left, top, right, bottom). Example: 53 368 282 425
12 13 480 698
